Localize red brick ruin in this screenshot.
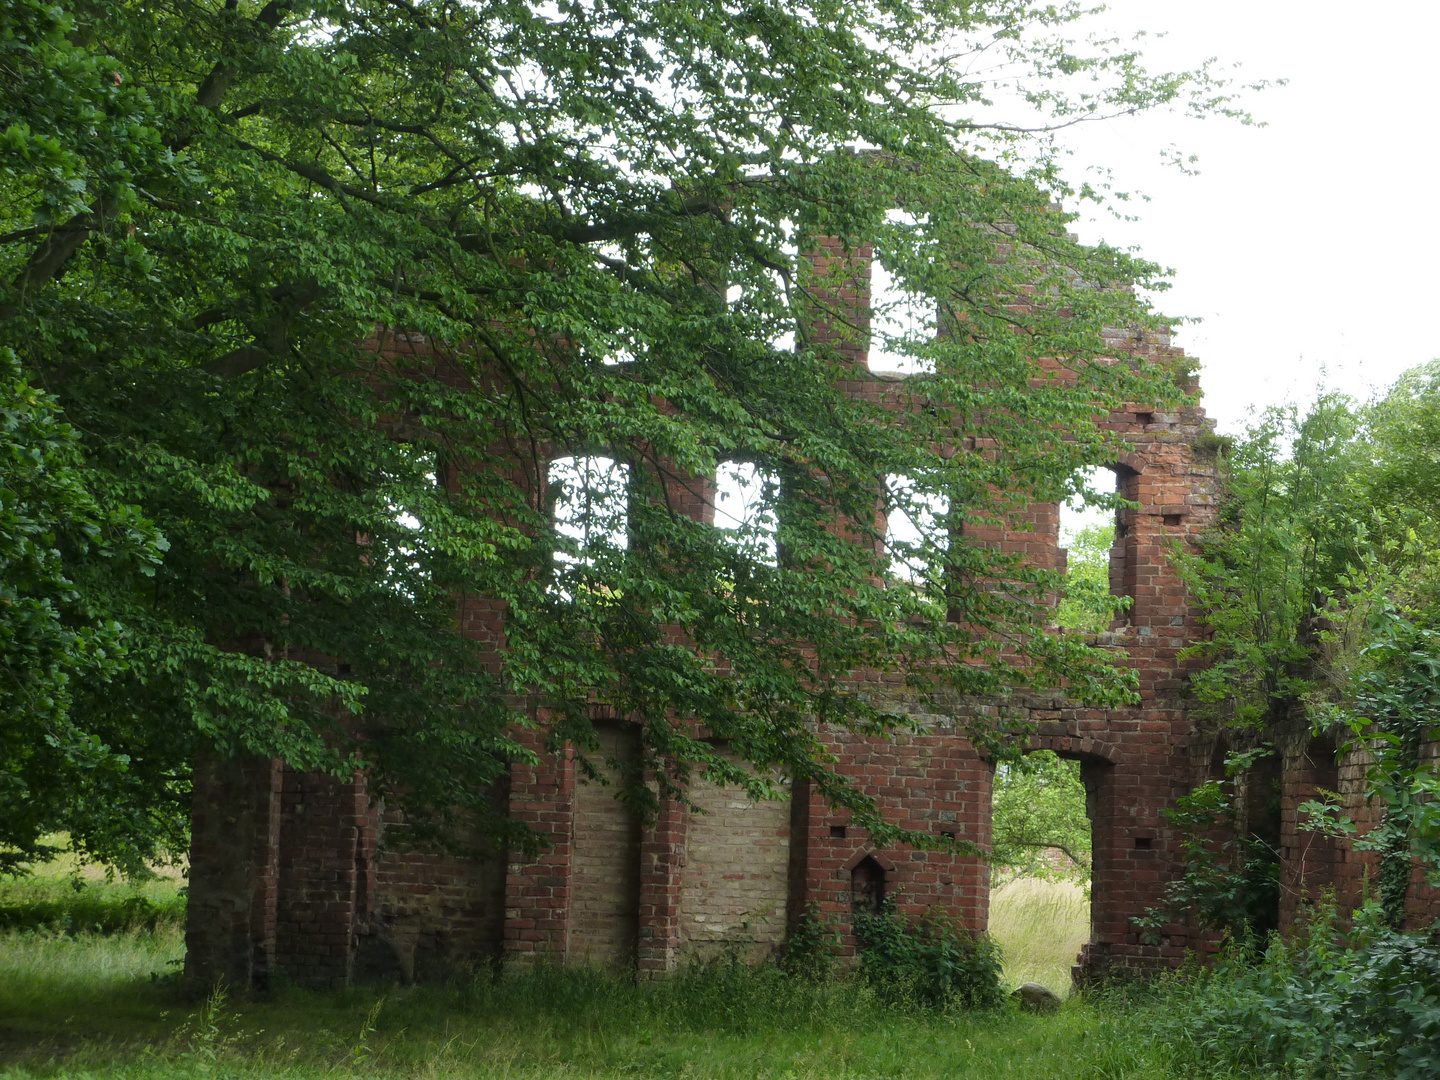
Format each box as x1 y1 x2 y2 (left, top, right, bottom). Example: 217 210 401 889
183 236 1440 992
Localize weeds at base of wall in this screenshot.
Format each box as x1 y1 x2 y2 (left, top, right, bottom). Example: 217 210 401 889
5 873 1439 1079
1111 898 1440 1080
853 902 1005 1010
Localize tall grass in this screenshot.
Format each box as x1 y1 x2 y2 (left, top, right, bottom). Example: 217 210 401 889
0 866 1304 1080
988 877 1090 995
0 839 185 935
0 955 1177 1080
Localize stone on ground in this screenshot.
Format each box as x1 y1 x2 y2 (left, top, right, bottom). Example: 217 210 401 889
1012 982 1063 1013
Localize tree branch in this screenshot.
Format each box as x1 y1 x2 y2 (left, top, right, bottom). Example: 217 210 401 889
231 140 398 210
1 3 294 318
199 280 323 379
194 2 293 112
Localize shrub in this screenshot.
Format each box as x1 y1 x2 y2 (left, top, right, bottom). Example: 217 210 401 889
1151 901 1440 1079
0 883 185 934
853 901 1004 1009
778 903 842 982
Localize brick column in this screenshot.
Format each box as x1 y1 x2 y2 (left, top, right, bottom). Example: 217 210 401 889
638 794 687 974
183 752 282 991
274 767 368 989
502 728 574 966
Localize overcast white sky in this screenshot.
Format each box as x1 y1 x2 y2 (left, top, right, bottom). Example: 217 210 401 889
1048 0 1440 437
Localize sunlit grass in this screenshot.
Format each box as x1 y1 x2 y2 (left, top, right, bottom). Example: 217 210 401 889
989 877 1090 996
0 838 184 936
0 867 1262 1079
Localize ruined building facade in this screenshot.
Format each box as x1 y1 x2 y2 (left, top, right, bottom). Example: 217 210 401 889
183 245 1440 993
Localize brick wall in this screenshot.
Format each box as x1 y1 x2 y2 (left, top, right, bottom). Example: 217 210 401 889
566 721 643 970
274 767 369 990
678 753 792 962
353 783 509 983
188 231 1440 994
1306 732 1440 930
183 751 281 989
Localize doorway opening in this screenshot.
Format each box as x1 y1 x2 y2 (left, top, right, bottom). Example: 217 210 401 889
988 749 1101 996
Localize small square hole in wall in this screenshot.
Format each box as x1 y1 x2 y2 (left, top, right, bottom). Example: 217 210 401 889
829 825 848 839
1163 514 1183 527
1135 412 1154 426
1134 837 1153 850
939 829 957 841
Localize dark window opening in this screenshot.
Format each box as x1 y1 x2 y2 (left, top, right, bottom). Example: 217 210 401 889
829 824 847 839
1135 412 1154 426
851 856 886 914
1133 836 1152 850
1163 514 1183 527
1310 736 1340 796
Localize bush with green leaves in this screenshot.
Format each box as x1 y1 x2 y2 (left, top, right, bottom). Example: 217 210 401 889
778 903 842 983
853 902 1004 1010
1149 901 1440 1080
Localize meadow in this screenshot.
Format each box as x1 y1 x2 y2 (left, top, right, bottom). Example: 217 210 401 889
0 859 1200 1080
14 857 1429 1080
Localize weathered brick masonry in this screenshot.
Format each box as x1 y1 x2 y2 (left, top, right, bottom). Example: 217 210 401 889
184 244 1440 992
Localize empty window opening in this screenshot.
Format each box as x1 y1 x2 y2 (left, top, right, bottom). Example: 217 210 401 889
868 210 935 374
728 221 798 354
1133 837 1153 850
1057 466 1125 633
829 824 848 839
850 856 886 914
989 750 1094 990
885 473 948 584
713 462 779 565
1162 514 1183 527
551 455 629 573
1059 465 1117 543
383 449 440 599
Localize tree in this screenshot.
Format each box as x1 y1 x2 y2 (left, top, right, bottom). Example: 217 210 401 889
0 0 1238 869
1056 522 1122 636
0 349 166 873
1177 398 1366 730
1172 370 1440 928
990 750 1090 884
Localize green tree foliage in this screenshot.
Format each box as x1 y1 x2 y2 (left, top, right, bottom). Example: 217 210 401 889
990 750 1090 883
0 349 166 873
0 0 1237 868
1172 368 1440 930
1177 397 1365 729
1056 522 1122 635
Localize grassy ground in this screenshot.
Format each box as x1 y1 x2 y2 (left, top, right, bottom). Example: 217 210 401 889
0 849 184 935
0 869 1193 1080
989 877 1090 995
